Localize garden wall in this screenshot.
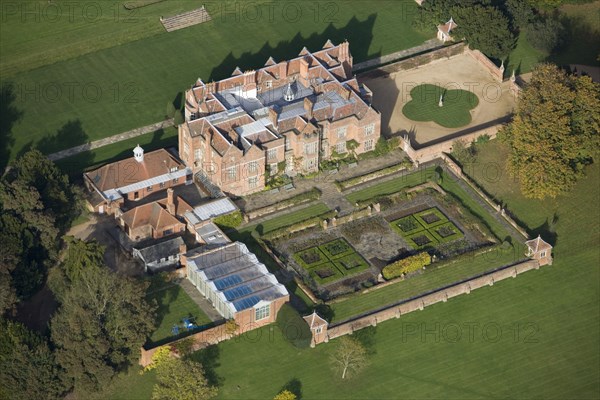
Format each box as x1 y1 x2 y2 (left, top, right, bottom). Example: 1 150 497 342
244 189 321 221
140 324 232 367
358 43 466 80
464 47 504 82
320 258 542 344
440 154 529 239
400 124 501 163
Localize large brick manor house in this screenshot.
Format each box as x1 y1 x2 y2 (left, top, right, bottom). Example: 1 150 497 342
179 40 381 196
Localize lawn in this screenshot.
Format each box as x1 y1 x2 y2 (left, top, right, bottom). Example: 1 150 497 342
100 139 598 399
346 166 437 203
241 202 331 236
1 0 429 164
55 126 178 178
402 84 479 128
145 282 212 346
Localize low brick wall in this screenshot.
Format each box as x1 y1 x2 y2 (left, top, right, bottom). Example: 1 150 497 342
245 190 320 221
465 47 504 82
140 324 232 367
324 259 541 342
402 124 501 164
358 43 466 80
441 154 528 239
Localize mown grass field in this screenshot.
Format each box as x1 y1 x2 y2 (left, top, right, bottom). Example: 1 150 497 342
93 139 598 399
1 0 429 164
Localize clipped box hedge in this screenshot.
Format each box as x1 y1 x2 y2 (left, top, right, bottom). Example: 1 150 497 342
382 252 431 280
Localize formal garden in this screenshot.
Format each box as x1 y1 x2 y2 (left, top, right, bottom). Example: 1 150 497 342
402 84 479 128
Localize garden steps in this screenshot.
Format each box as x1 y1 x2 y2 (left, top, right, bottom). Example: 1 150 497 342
160 7 212 32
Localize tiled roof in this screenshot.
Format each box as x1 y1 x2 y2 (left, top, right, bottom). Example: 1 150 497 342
85 149 184 192
525 235 552 253
121 201 181 231
303 311 328 329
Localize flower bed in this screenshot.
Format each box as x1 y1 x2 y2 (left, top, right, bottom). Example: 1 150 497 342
406 230 439 250
308 262 344 285
414 207 448 228
319 238 355 259
294 247 328 269
430 221 464 243
391 215 425 236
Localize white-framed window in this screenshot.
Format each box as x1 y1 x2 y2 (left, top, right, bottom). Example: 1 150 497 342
248 176 258 188
335 141 347 154
248 161 258 174
285 139 291 151
172 178 178 184
316 327 322 334
159 182 165 189
364 123 375 136
286 156 294 172
194 148 202 161
540 251 546 257
147 185 153 192
255 303 271 321
183 142 190 158
266 80 272 88
227 167 237 180
364 139 375 151
267 148 277 160
337 126 347 139
305 142 318 155
270 163 278 176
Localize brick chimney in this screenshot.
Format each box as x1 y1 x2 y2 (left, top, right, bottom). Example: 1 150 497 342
299 57 309 87
304 97 314 120
268 107 278 128
166 188 175 215
242 70 257 95
179 242 187 255
279 61 287 80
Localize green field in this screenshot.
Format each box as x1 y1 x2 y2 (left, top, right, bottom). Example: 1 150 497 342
0 0 429 165
241 202 331 236
146 282 212 346
402 84 479 128
92 139 598 398
346 167 437 203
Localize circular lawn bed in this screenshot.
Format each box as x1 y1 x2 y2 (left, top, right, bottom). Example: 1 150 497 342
402 84 479 128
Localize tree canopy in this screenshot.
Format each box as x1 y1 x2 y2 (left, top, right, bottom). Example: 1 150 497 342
0 318 66 400
152 358 218 400
50 265 156 391
330 336 369 380
502 64 600 199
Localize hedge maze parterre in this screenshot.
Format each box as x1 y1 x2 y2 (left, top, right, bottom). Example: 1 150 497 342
391 207 463 250
293 238 370 285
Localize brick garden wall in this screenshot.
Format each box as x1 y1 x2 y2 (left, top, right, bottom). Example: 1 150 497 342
464 47 504 82
323 259 541 342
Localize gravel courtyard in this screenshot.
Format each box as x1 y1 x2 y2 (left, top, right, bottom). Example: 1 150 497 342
362 52 517 146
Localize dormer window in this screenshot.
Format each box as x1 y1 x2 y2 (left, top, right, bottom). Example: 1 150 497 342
266 80 272 88
170 166 178 173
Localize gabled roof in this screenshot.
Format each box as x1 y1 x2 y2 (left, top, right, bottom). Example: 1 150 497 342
525 235 552 253
121 202 181 231
135 236 185 263
303 311 328 329
322 39 334 49
231 67 243 76
264 56 277 66
85 149 184 192
438 17 457 34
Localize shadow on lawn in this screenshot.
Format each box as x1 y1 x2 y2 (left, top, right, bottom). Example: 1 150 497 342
188 345 223 387
208 14 379 81
280 378 303 399
0 82 23 173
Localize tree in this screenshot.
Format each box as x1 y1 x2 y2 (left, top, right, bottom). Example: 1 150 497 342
526 15 565 53
501 64 600 199
274 390 297 400
504 0 535 30
0 318 67 400
330 336 368 379
61 236 104 282
143 346 173 373
224 319 239 336
152 358 218 400
453 4 516 60
50 267 157 392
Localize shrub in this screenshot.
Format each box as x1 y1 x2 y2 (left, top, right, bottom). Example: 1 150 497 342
213 210 243 229
382 252 431 280
174 110 184 125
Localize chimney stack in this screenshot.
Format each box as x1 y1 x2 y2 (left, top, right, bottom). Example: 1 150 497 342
166 188 175 215
279 61 287 81
304 97 314 120
268 107 278 128
299 57 309 87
